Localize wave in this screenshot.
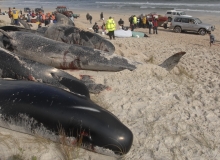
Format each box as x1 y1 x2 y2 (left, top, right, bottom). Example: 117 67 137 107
95 1 220 7
177 8 220 13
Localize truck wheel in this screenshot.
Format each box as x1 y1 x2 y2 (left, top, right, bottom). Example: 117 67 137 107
168 17 172 22
174 26 181 33
199 29 206 35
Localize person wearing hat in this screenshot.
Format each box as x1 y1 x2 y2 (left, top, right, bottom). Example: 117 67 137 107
92 22 99 33
105 16 116 40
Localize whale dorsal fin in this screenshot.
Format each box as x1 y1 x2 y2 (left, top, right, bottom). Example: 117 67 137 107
159 52 186 71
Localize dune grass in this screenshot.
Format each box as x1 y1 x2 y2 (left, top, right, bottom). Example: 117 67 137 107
0 126 85 160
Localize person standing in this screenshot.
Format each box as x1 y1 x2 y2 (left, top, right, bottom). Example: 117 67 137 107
8 7 14 25
12 7 19 25
26 13 31 22
89 15 92 24
153 18 158 34
133 15 137 28
105 16 116 40
100 12 104 20
148 20 153 34
208 31 215 47
142 16 147 28
118 18 124 29
129 15 135 31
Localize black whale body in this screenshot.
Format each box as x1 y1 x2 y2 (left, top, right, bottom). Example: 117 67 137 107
0 47 90 98
0 79 133 156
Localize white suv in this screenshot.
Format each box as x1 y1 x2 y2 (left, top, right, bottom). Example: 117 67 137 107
165 10 192 22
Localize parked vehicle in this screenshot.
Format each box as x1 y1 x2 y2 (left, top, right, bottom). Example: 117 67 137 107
35 8 44 13
165 10 191 22
24 7 31 13
169 16 215 35
55 6 80 18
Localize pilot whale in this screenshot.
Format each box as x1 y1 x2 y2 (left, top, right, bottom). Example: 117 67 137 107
0 29 136 71
0 79 133 156
43 24 116 54
0 47 90 97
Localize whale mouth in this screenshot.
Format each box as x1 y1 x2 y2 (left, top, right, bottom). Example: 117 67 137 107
0 114 124 157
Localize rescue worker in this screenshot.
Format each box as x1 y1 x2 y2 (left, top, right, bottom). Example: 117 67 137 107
133 15 137 28
105 16 116 40
142 16 147 28
12 7 19 25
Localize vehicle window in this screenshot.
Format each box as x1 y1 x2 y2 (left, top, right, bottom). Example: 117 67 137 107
189 19 194 24
180 12 186 15
173 12 176 15
194 18 202 24
174 17 181 22
181 18 189 23
167 12 171 14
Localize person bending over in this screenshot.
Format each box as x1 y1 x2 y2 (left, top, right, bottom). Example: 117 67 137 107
93 22 99 33
118 18 124 29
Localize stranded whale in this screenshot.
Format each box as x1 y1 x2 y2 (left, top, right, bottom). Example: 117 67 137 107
0 29 136 71
43 24 115 54
0 47 109 96
0 47 90 97
0 79 133 156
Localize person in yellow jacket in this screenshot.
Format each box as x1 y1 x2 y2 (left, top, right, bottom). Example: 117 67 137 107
105 16 116 40
12 7 19 25
133 15 137 28
142 16 147 28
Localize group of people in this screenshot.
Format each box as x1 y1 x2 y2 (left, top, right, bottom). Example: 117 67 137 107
8 7 56 27
90 12 159 40
128 15 158 34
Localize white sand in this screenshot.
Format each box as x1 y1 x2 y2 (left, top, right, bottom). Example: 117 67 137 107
0 7 220 160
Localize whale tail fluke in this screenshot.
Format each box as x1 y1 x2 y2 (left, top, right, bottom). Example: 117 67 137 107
159 52 186 71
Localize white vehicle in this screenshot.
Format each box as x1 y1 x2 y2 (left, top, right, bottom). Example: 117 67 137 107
165 10 192 22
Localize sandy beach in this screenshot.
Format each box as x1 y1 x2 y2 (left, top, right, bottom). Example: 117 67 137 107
0 6 220 160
